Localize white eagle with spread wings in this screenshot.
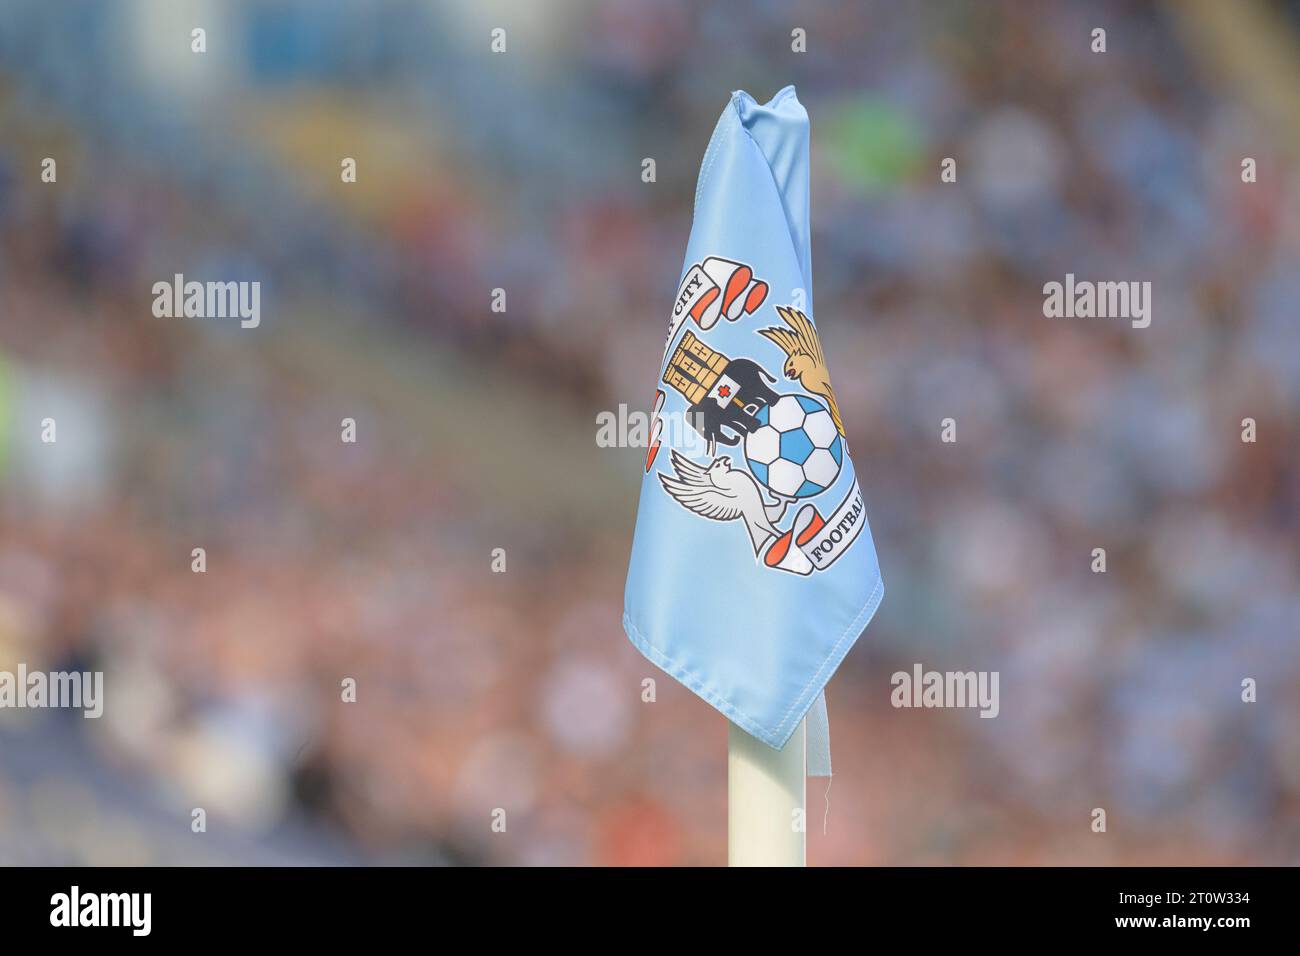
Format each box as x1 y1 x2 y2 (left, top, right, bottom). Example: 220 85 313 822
658 450 790 556
757 305 845 437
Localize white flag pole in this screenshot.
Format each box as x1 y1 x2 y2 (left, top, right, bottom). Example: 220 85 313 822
727 717 806 866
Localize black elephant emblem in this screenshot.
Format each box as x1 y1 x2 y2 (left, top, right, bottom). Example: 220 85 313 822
661 331 784 454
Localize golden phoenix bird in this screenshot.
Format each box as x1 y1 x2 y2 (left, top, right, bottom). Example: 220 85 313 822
757 306 845 437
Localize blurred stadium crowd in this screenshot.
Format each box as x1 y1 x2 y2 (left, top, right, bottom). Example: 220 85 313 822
0 0 1297 865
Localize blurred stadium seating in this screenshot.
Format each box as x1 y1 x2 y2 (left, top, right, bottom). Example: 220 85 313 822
0 0 1297 865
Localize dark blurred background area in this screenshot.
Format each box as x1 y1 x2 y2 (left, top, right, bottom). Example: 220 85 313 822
0 0 1297 865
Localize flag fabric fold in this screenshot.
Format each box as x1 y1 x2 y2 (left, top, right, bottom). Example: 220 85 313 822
623 86 883 774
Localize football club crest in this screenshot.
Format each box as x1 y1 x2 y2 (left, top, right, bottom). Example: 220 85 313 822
655 269 867 576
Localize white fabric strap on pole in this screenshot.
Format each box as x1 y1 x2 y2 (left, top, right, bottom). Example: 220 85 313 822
806 691 832 777
728 717 806 866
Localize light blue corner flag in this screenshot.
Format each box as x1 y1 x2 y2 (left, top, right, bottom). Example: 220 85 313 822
623 86 884 776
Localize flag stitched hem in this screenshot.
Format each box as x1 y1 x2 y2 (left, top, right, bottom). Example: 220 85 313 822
621 570 883 751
